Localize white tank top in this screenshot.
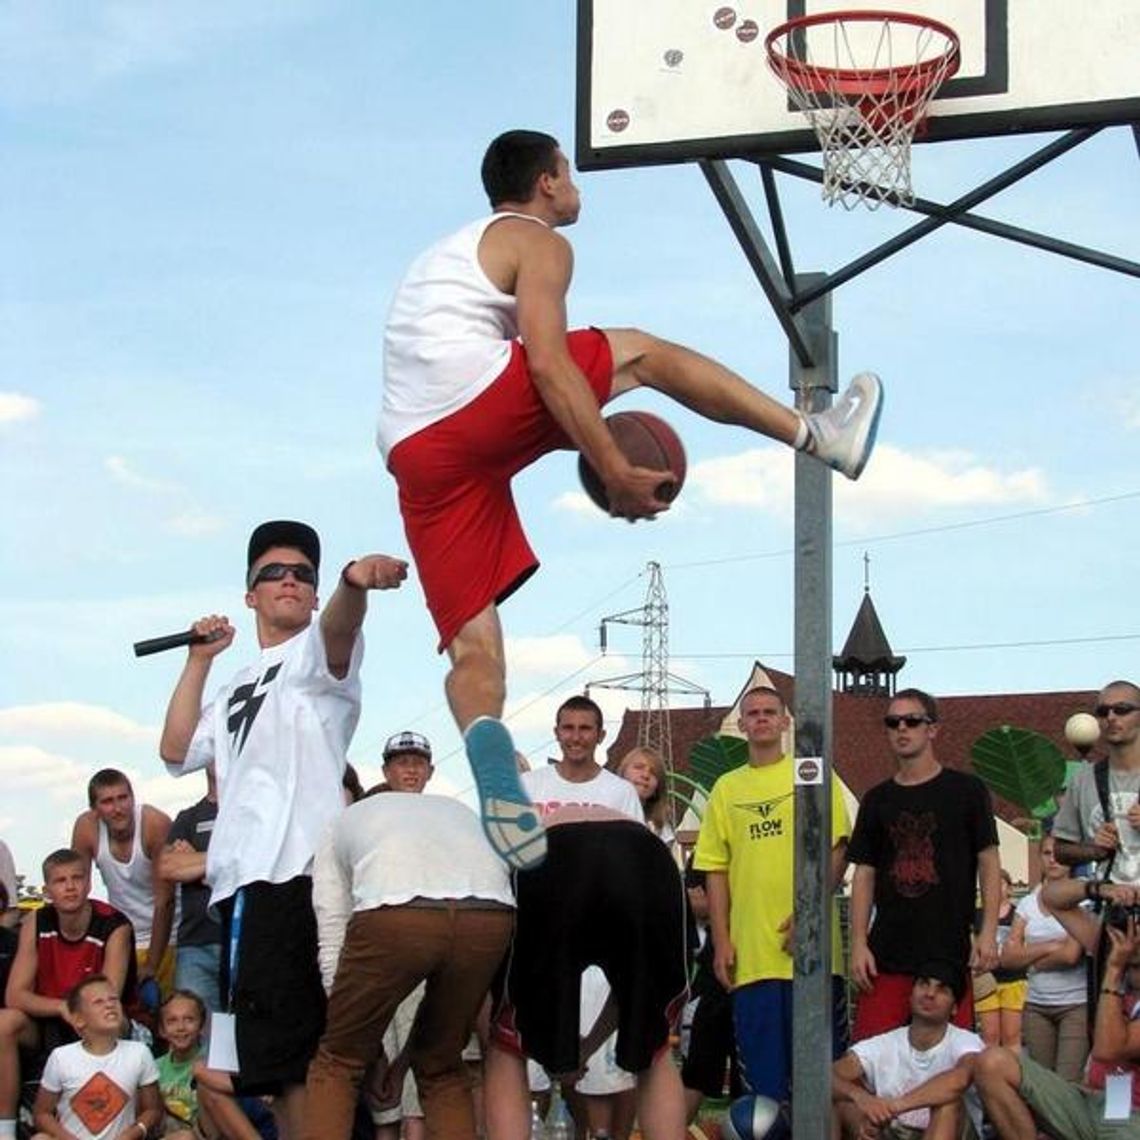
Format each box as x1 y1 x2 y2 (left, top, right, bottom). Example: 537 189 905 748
95 803 157 947
377 212 547 459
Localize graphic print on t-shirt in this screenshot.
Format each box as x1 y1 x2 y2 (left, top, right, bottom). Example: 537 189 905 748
226 663 281 753
733 792 793 841
71 1069 130 1134
888 811 939 898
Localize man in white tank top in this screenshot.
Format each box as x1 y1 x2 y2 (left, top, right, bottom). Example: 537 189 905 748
378 129 885 878
71 769 175 994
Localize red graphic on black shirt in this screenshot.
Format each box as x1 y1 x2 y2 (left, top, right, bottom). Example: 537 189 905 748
888 811 939 898
71 1069 129 1134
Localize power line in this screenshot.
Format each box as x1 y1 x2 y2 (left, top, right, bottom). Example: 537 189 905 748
674 631 1140 661
666 488 1140 571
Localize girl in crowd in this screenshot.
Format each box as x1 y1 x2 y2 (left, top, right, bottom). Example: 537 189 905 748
1000 834 1089 1081
616 747 675 846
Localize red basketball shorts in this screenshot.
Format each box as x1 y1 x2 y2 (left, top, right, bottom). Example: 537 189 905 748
387 328 614 651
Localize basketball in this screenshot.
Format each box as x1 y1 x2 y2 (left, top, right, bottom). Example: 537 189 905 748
721 1096 790 1140
577 410 687 514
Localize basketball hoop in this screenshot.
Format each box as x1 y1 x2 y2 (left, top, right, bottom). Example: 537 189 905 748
765 10 960 210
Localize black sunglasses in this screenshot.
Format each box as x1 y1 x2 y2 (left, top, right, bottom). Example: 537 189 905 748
883 714 933 730
248 561 318 589
1095 702 1140 719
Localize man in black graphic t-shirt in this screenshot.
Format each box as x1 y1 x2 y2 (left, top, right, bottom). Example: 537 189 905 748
848 688 1001 1042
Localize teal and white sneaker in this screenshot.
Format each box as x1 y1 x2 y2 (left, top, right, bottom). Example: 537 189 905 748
806 371 883 480
465 716 547 870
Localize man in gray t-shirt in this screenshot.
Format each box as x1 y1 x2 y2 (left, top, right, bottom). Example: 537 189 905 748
1054 679 1140 883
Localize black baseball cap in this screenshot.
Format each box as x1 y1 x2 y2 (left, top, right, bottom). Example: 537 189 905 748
913 958 966 1002
247 521 321 581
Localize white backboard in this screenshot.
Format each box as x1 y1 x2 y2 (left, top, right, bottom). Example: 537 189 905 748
576 0 1140 169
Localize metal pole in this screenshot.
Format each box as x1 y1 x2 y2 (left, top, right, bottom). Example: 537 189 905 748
790 274 836 1139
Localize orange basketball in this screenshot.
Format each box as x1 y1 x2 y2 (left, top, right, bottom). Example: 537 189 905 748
578 410 687 513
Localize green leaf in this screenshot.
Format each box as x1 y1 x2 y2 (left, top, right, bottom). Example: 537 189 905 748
687 734 749 794
969 726 1068 812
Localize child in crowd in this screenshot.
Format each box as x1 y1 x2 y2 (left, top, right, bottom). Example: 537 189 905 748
32 974 162 1140
156 991 205 1138
157 990 277 1140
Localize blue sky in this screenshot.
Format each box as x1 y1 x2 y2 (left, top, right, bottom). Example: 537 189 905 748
2 2 1138 885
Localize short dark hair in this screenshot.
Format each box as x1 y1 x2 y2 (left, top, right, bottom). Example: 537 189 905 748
67 973 113 1015
87 768 132 808
1101 679 1140 703
42 848 85 882
556 694 604 732
740 686 786 713
481 130 561 207
892 688 939 723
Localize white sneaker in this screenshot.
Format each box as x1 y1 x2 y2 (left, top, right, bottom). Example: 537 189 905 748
806 371 883 480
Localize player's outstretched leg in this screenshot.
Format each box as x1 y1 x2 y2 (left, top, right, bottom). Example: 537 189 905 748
465 716 547 870
803 372 883 480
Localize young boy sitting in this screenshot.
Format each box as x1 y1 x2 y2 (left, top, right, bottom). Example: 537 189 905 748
32 974 162 1140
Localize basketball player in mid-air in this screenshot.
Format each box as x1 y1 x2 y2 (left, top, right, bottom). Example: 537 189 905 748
379 129 883 870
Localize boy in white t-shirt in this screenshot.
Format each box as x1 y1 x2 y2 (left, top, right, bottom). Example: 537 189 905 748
32 975 162 1140
832 960 983 1140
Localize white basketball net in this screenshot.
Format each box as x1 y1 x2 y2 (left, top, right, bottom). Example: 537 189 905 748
767 13 960 210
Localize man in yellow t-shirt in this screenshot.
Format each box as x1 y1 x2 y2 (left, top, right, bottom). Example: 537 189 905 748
694 685 850 1106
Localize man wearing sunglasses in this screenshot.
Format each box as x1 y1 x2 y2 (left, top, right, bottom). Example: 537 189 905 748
1053 681 1140 884
158 519 407 1139
847 688 1001 1042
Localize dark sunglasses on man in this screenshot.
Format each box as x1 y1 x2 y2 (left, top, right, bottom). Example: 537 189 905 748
248 561 318 589
1094 702 1140 719
883 714 933 730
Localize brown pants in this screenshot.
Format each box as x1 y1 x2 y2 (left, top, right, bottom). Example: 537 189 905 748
303 904 512 1140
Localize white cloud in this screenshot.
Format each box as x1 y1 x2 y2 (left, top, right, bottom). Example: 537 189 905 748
554 489 604 516
0 392 40 425
690 447 794 511
104 456 176 494
0 702 157 742
838 444 1049 514
506 634 618 679
687 443 1048 523
166 509 225 537
0 745 92 797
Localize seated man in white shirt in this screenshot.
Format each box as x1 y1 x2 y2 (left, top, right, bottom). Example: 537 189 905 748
832 960 984 1140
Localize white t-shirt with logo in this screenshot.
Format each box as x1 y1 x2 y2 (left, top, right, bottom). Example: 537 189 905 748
850 1024 983 1133
40 1039 159 1140
174 621 363 906
522 764 644 821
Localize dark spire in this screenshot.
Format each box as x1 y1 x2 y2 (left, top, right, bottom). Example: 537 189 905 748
833 558 906 696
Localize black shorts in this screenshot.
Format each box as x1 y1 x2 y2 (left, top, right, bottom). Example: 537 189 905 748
680 984 741 1098
495 820 688 1074
218 877 326 1095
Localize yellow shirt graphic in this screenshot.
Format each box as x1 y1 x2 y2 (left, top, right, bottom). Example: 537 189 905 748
694 756 849 985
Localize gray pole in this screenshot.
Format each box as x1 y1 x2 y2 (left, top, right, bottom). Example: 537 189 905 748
790 274 836 1139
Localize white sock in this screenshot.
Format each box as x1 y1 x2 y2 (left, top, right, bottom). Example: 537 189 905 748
793 413 812 451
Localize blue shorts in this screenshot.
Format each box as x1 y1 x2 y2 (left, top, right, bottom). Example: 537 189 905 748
732 977 848 1103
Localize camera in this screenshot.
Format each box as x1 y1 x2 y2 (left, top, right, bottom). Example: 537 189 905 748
1105 902 1140 931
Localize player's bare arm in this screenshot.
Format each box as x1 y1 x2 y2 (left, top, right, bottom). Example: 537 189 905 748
144 807 176 978
972 846 1001 971
6 917 65 1020
849 863 877 991
319 553 408 678
507 224 674 519
158 615 234 765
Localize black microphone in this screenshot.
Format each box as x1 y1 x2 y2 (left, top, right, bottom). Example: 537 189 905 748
133 630 212 658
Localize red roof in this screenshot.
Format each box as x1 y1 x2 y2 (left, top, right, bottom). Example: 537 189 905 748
606 665 1103 825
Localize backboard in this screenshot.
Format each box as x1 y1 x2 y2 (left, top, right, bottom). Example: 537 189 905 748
576 0 1140 170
